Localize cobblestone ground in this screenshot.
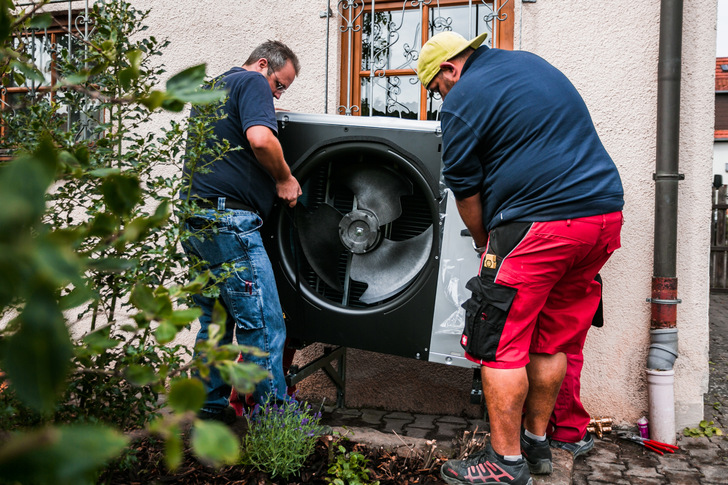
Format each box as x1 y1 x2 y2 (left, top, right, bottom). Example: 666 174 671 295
571 293 728 484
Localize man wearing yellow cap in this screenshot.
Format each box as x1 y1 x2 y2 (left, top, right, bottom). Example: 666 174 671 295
417 32 623 485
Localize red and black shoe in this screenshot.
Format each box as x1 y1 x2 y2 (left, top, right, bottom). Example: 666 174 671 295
520 430 553 474
440 444 533 485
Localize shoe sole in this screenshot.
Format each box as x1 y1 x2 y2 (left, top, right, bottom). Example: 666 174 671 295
550 436 595 458
573 438 595 458
526 458 553 475
441 469 535 485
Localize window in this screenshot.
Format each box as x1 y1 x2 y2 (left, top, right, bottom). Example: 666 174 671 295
338 0 514 120
1 8 98 142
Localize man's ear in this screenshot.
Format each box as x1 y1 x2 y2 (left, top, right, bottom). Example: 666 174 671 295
257 57 269 70
438 61 456 74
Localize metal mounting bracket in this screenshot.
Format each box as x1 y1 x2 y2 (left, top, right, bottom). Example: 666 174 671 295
286 345 346 407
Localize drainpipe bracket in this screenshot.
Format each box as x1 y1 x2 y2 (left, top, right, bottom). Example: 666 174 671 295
652 173 685 181
646 297 682 305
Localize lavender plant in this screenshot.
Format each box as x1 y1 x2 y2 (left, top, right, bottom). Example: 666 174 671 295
240 393 325 479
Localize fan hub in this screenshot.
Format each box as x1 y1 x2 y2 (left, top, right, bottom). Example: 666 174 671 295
339 209 380 254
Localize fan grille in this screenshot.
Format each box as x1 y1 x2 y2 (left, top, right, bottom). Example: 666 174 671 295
291 157 433 308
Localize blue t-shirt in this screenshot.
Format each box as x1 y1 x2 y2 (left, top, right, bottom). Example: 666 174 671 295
182 67 278 219
440 47 624 231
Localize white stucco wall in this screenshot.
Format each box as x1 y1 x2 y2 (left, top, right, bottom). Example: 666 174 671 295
128 0 715 429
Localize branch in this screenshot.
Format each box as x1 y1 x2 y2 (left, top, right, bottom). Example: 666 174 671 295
63 84 134 105
10 0 52 31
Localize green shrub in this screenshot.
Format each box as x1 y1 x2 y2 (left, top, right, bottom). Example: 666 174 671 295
0 0 264 482
240 394 325 479
327 444 380 485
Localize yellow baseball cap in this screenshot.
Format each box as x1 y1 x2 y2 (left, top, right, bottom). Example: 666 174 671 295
416 31 488 88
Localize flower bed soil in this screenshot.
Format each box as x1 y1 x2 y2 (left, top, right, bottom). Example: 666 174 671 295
100 435 448 484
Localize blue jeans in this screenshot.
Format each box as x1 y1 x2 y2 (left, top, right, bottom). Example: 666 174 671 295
181 209 288 411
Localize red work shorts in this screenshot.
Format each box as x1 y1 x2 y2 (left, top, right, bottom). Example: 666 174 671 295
461 212 622 369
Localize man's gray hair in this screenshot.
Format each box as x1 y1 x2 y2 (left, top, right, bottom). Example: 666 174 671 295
245 40 301 75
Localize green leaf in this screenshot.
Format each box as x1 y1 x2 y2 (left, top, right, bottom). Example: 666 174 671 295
139 90 166 110
82 327 120 353
29 13 52 29
88 212 118 237
166 64 207 93
161 98 185 112
88 167 121 178
62 70 91 85
164 429 183 471
191 420 240 466
119 67 135 90
0 424 128 485
86 257 136 273
154 320 177 344
182 272 211 293
0 135 58 231
167 307 202 326
0 0 10 43
74 145 90 167
176 89 226 105
124 364 157 386
59 284 94 310
34 239 82 287
163 64 225 111
126 49 143 71
2 294 72 413
101 173 141 216
216 360 268 394
10 59 44 83
168 378 205 413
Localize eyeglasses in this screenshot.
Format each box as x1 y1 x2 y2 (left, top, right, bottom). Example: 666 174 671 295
427 71 442 96
271 70 287 94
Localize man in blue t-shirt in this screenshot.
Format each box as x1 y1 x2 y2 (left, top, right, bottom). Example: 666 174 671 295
417 32 623 485
180 40 301 424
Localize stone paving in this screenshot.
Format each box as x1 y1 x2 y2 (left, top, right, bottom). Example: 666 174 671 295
318 293 728 483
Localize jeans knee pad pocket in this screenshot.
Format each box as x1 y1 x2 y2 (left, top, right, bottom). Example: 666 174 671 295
228 291 265 331
460 272 518 361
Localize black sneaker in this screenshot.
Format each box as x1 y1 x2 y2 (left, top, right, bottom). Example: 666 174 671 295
520 430 553 475
440 444 533 485
550 431 595 458
197 406 237 425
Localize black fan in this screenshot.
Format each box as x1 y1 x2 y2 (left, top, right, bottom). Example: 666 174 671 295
294 163 433 305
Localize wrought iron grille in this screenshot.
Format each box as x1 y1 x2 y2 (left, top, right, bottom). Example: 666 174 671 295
2 0 97 141
337 0 512 120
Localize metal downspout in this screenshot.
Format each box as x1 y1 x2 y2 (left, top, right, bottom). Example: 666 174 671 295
647 0 683 445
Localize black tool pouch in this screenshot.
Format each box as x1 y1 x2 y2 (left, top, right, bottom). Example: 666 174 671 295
460 268 518 361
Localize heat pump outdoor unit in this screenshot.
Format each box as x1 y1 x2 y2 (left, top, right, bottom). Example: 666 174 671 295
267 112 479 371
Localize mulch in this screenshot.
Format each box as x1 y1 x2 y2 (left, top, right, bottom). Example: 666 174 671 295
99 434 447 484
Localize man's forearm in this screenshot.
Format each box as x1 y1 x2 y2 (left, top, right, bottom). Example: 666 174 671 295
455 194 488 248
247 126 291 182
247 125 301 207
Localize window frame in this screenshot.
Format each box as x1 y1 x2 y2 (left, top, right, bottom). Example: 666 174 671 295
1 10 92 140
339 0 514 119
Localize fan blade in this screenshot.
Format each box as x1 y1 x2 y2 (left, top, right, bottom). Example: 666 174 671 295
338 165 412 225
295 203 345 292
350 226 433 304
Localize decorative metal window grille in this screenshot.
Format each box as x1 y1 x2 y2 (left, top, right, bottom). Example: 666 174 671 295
338 0 513 120
2 0 98 141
